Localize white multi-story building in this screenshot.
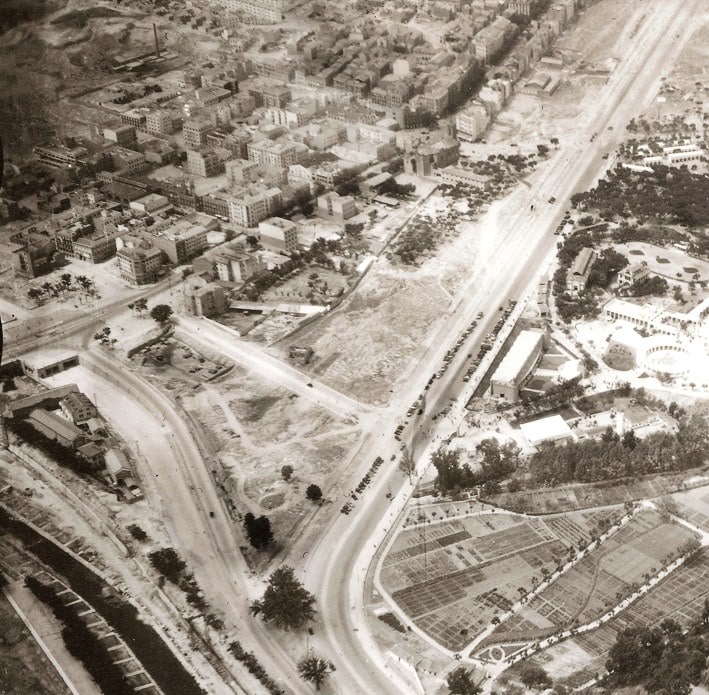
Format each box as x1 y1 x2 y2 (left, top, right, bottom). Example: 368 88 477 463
227 186 283 228
455 102 490 142
224 0 283 23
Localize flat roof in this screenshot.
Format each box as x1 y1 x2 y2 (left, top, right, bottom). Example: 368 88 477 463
520 415 573 445
491 330 544 385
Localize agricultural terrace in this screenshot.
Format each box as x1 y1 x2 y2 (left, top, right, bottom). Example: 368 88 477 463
511 549 709 689
380 509 619 651
481 509 698 649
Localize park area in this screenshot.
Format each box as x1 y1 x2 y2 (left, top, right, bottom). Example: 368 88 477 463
482 509 697 648
380 508 617 651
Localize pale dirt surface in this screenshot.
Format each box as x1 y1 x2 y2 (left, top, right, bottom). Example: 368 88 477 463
288 192 486 406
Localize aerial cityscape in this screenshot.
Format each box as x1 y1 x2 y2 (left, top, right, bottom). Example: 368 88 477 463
0 0 708 693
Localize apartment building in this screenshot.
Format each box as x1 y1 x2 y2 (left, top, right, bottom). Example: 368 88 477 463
186 149 225 177
317 191 358 221
224 0 283 23
145 109 177 135
456 102 490 142
227 186 283 228
117 238 163 285
183 118 213 149
258 217 298 254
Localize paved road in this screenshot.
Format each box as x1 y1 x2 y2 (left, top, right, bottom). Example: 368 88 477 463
305 1 702 692
44 351 312 695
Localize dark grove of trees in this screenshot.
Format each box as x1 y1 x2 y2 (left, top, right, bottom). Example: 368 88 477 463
529 414 708 486
249 566 316 631
605 607 709 695
630 275 669 297
572 164 709 227
446 666 481 694
433 439 520 495
24 575 137 695
244 513 273 550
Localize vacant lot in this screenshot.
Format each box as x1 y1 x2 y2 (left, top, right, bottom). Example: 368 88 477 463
283 193 484 405
179 364 361 544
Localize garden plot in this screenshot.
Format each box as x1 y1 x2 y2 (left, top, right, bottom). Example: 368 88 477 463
490 473 698 514
518 550 709 687
487 510 697 646
672 486 709 533
381 510 611 651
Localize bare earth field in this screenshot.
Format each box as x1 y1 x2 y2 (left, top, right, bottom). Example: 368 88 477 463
286 193 484 406
173 361 363 542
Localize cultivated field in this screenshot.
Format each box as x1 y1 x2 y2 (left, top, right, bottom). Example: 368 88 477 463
516 549 709 688
484 510 696 645
381 509 616 651
489 473 700 514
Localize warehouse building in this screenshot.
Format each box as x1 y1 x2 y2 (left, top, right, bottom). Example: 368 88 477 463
490 330 545 402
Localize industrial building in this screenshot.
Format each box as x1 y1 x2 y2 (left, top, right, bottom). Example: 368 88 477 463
490 330 545 401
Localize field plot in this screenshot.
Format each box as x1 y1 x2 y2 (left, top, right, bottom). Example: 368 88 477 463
381 510 613 651
489 473 698 514
516 550 709 687
485 510 697 646
672 487 709 534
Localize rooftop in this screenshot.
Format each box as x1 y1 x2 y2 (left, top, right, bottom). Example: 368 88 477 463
491 330 544 384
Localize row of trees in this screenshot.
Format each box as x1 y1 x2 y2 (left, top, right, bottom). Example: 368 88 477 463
27 273 96 305
529 413 708 486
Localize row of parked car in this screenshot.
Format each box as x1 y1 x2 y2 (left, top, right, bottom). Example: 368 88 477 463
341 456 385 514
462 301 517 382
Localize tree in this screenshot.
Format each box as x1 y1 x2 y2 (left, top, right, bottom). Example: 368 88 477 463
250 566 316 631
446 666 480 695
150 304 173 323
134 297 148 316
148 548 186 583
306 484 322 502
298 654 334 691
127 524 148 542
281 464 294 481
27 287 43 304
519 663 552 690
537 144 549 157
244 513 273 550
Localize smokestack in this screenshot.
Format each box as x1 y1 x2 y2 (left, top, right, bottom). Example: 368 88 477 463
153 23 161 59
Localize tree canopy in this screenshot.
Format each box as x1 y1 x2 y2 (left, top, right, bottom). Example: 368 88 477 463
250 566 316 631
150 303 173 323
606 617 709 695
244 513 273 550
446 666 480 694
298 654 334 691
